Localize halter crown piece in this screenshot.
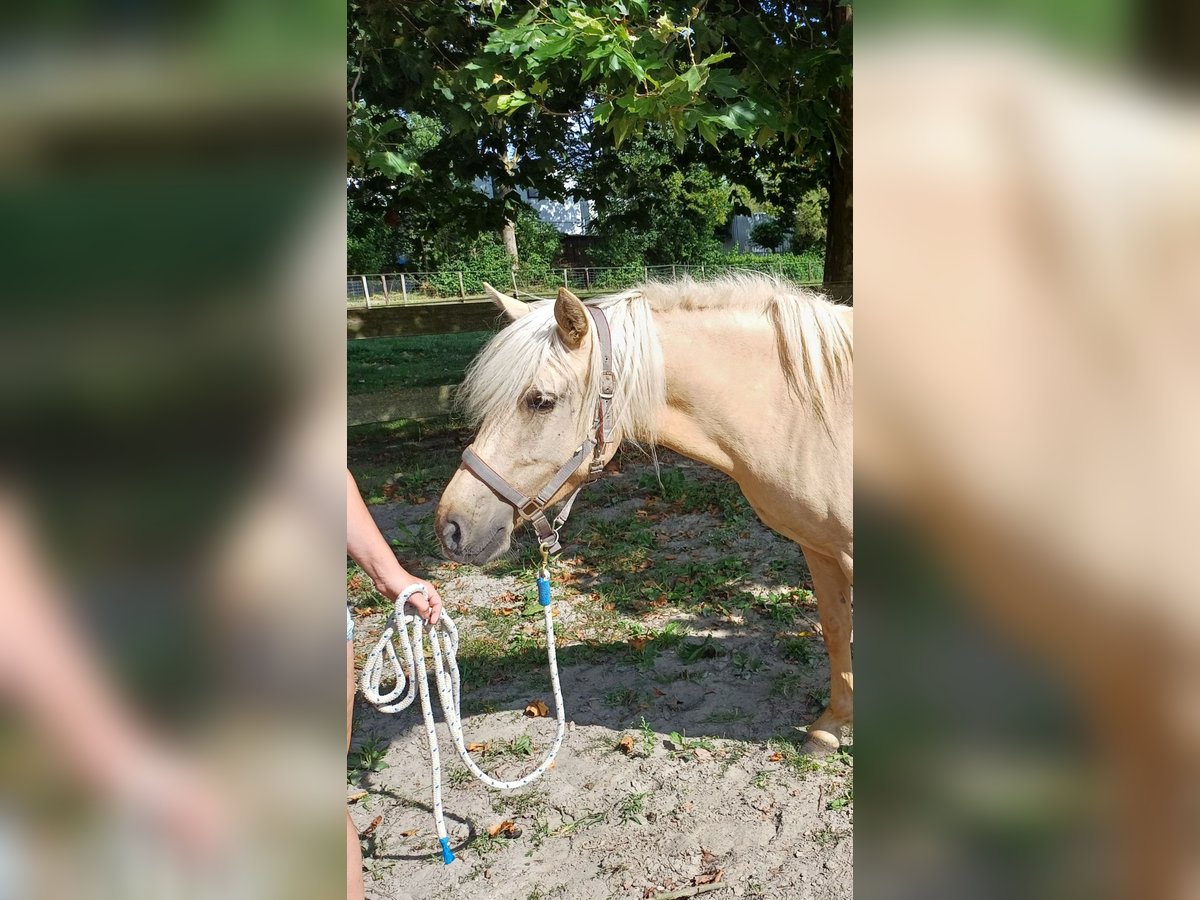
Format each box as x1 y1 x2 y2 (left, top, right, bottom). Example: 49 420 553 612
460 304 616 555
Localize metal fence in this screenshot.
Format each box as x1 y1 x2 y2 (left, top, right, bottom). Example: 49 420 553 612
346 259 824 307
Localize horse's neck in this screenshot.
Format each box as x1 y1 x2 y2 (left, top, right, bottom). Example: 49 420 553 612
641 308 800 478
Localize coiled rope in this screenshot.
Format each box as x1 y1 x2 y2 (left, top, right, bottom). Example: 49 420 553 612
360 572 566 864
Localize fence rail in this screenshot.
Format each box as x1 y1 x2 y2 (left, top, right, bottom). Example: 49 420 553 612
346 260 824 307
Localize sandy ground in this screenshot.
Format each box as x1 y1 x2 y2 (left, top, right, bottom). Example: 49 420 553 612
349 453 852 900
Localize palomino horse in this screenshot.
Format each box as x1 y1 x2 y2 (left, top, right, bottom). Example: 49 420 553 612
434 275 853 753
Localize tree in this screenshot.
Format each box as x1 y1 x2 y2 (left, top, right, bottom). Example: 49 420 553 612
580 131 734 265
349 1 851 290
791 187 828 254
750 218 789 254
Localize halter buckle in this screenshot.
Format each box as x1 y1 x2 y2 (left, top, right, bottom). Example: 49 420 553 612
598 371 616 400
519 498 544 520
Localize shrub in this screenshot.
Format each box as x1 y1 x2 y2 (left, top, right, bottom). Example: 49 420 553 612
750 218 789 254
790 188 828 254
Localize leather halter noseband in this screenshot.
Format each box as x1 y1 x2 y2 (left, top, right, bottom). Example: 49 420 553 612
460 305 616 555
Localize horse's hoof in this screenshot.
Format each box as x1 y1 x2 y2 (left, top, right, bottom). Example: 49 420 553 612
801 729 841 757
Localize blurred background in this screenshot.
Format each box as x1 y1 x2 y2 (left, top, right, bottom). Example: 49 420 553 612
855 2 1199 899
0 1 345 897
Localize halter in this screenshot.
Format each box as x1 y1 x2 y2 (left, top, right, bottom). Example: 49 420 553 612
460 304 616 555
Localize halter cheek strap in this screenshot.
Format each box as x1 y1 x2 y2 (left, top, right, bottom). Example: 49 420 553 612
460 305 616 555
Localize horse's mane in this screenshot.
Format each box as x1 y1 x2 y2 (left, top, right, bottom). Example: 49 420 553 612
457 273 852 444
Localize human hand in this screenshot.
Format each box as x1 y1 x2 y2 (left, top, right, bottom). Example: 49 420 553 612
377 575 442 624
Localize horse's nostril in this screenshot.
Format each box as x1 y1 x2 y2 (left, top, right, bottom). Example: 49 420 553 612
442 516 464 553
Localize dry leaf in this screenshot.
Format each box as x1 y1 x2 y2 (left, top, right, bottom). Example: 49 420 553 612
693 748 714 762
401 829 417 837
359 815 383 838
413 496 429 504
769 751 785 762
524 699 550 717
694 870 724 886
630 636 650 651
652 687 666 697
347 790 368 803
617 735 636 755
487 820 520 838
701 849 716 864
467 741 489 753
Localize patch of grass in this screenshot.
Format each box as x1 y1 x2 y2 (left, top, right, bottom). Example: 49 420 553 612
446 766 472 788
778 636 816 665
507 735 534 758
604 686 645 709
770 672 807 702
389 518 441 561
732 650 765 678
348 420 468 504
751 770 771 790
677 636 720 663
812 826 851 847
702 707 751 725
639 716 656 757
347 331 493 396
618 791 649 825
827 774 854 811
347 736 389 783
493 788 547 818
668 730 714 757
526 886 569 900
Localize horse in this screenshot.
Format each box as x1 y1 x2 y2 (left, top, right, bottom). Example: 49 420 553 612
434 274 853 753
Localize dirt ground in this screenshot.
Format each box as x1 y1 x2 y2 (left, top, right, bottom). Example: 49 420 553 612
348 444 852 900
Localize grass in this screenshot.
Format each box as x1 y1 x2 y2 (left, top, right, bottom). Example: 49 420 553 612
348 419 467 504
618 791 649 825
348 331 493 396
639 716 656 757
347 735 389 783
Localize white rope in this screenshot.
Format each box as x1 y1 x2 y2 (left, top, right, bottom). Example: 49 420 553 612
359 578 567 864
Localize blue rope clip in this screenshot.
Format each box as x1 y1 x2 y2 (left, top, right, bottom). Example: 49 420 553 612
439 836 455 865
537 574 552 607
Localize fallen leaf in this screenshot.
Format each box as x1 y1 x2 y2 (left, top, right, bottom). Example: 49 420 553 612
769 752 785 762
630 636 650 651
652 688 666 696
467 741 489 753
347 790 368 803
694 870 724 886
487 820 520 838
693 748 714 762
359 815 383 838
617 735 636 755
401 829 417 837
413 496 429 504
525 699 549 717
701 849 716 864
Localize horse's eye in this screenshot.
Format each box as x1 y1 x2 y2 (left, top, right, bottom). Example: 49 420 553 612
525 391 557 413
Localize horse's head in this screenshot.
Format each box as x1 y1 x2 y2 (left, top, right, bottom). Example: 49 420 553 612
435 284 614 564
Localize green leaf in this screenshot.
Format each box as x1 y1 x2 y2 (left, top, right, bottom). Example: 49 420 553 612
699 51 733 66
592 100 614 124
366 151 419 178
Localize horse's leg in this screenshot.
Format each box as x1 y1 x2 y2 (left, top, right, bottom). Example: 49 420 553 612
801 549 853 755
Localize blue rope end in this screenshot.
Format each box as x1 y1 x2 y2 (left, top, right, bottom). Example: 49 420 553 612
537 576 552 607
439 837 455 864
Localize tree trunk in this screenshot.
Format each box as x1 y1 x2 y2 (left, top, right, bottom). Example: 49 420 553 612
823 4 853 303
501 216 519 268
498 150 519 271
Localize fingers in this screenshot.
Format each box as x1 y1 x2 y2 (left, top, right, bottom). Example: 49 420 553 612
422 582 443 624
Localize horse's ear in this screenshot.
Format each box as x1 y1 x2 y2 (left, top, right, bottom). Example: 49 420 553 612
483 282 531 321
554 287 589 349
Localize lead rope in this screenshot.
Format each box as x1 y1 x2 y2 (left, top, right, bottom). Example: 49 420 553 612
360 563 566 864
